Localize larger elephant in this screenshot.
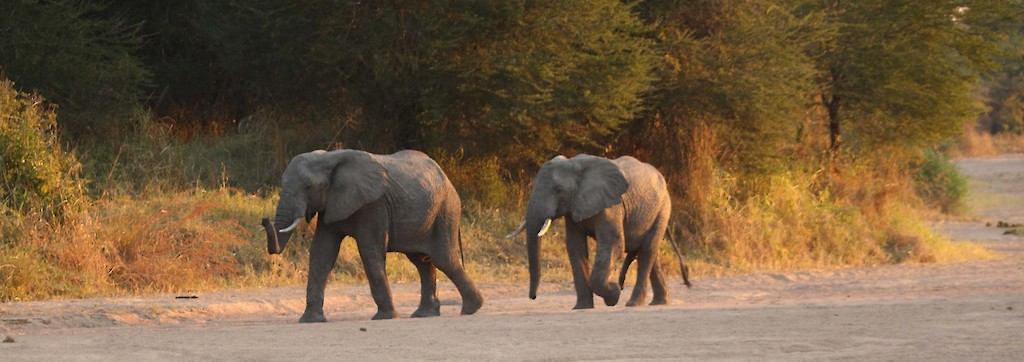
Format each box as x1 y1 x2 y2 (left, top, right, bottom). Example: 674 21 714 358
262 149 483 322
507 154 686 309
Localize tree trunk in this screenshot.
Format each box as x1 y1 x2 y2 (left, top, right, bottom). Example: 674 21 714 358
826 94 841 150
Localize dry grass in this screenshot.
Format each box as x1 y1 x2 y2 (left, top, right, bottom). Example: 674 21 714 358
1 189 296 301
668 127 990 279
949 129 1024 158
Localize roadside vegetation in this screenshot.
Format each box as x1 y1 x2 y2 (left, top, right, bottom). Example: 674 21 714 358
2 1 1022 301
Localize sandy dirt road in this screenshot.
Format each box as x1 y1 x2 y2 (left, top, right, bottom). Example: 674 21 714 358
2 155 1023 361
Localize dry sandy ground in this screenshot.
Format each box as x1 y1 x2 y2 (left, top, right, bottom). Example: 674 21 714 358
2 155 1023 361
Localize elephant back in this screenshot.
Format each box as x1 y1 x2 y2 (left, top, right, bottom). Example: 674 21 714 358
614 156 670 236
378 150 461 221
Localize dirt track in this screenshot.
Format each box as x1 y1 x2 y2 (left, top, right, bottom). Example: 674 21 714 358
2 155 1023 361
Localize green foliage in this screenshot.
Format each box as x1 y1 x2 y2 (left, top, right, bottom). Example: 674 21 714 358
111 1 222 113
914 150 968 214
0 78 85 220
195 0 656 165
807 0 1023 151
628 0 817 176
982 23 1024 134
0 0 149 135
81 109 356 194
984 73 1024 134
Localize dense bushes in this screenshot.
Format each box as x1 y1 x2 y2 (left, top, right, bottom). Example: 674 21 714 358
0 79 85 221
914 150 969 214
0 1 148 135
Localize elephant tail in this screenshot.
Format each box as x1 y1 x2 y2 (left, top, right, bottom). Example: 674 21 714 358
618 250 637 290
458 228 466 268
666 225 692 288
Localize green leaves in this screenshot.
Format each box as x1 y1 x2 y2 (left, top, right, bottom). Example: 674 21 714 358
811 0 1022 151
0 0 148 136
3 0 1021 188
0 79 85 220
192 0 657 164
630 0 819 174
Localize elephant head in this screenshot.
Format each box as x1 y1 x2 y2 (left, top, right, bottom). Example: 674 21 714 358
263 150 386 254
508 154 628 299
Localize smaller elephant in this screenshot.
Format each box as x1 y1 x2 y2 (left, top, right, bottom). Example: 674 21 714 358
262 149 483 322
507 154 690 309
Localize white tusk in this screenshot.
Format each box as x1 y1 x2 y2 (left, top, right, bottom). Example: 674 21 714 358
505 221 527 239
537 219 552 237
278 218 302 233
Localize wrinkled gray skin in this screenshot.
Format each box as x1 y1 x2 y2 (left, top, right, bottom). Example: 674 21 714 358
513 154 672 309
265 149 483 322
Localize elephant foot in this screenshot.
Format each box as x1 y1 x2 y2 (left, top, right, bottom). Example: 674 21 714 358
570 292 595 310
649 297 668 306
299 311 327 323
412 300 441 318
371 309 399 320
411 307 440 318
626 290 648 307
460 296 483 315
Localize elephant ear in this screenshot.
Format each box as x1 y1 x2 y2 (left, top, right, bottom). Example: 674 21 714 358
320 150 387 225
569 155 628 222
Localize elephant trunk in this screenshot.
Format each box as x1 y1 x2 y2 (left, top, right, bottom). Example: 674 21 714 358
262 218 296 254
265 198 303 254
527 231 541 300
525 214 551 299
523 189 557 300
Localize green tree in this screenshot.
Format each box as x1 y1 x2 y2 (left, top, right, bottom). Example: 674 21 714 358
111 1 226 117
197 0 656 165
628 0 818 174
985 71 1024 134
0 0 148 135
980 23 1024 134
808 0 1023 150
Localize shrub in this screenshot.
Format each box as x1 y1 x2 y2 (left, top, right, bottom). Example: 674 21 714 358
914 150 968 214
0 78 85 220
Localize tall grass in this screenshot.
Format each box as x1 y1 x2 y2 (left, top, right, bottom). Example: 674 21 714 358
949 128 1024 158
1 189 292 301
669 126 989 278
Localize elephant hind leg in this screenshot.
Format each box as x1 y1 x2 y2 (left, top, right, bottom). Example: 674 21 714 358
407 253 441 318
649 252 669 305
431 252 483 315
625 246 655 307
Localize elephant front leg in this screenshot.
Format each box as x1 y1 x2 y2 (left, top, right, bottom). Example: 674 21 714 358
564 224 594 309
300 229 343 323
589 223 624 307
407 253 440 318
357 235 399 320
